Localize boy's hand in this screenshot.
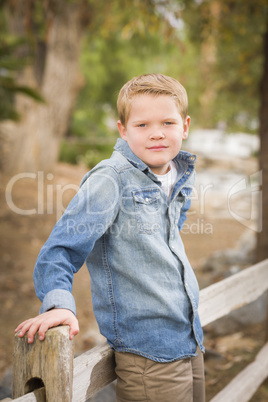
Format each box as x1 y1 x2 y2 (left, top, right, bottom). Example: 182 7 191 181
15 308 79 343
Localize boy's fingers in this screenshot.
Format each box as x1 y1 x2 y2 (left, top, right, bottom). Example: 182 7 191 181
38 318 58 340
15 324 22 333
36 324 47 341
27 321 44 343
69 320 79 340
15 318 34 333
15 310 80 343
32 312 79 341
16 320 36 338
16 316 46 342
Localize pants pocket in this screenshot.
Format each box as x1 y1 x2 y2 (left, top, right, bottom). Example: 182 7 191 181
115 352 147 401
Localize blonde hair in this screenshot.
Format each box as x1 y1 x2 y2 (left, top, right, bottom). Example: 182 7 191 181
117 73 188 126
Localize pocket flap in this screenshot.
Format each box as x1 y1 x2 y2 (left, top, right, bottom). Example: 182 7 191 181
133 189 160 204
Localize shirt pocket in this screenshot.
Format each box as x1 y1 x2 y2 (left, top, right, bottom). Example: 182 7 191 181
132 189 162 234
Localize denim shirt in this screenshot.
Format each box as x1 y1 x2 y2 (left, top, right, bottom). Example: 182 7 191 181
33 138 204 362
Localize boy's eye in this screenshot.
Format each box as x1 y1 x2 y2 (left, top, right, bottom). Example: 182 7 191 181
164 122 173 126
138 123 146 127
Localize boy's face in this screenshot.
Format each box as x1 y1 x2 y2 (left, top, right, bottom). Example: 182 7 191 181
117 94 190 175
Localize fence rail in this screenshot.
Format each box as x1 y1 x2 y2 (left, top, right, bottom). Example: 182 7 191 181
6 259 268 402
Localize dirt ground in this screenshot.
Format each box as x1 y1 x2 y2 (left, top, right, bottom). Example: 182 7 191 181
0 159 267 401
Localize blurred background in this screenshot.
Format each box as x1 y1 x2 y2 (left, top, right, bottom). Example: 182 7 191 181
0 0 267 400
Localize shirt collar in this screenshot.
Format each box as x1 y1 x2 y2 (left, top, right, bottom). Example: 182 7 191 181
114 138 197 174
114 138 149 172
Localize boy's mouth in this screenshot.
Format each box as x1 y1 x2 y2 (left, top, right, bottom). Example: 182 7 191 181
148 145 168 151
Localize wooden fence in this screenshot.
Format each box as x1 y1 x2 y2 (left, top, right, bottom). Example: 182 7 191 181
5 259 268 402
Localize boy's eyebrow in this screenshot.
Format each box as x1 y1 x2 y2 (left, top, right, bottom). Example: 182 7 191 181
131 120 147 124
163 118 180 122
129 119 148 125
131 118 180 124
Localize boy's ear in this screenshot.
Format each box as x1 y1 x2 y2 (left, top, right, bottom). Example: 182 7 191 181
182 116 190 140
117 120 127 140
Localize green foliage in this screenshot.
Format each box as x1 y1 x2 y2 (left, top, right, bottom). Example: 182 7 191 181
0 35 44 121
59 139 115 168
181 0 268 130
70 25 201 139
70 0 267 144
2 0 265 164
69 2 164 139
65 21 205 165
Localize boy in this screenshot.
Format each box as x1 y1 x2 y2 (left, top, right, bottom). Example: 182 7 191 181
16 74 205 401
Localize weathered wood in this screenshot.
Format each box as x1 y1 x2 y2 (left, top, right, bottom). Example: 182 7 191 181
72 343 116 402
13 326 73 401
6 388 45 402
199 259 268 327
210 342 268 402
11 260 268 402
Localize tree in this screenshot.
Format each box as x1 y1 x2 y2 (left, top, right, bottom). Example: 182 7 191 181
69 23 201 141
258 22 268 262
0 0 89 173
180 0 268 260
0 36 44 122
0 0 164 173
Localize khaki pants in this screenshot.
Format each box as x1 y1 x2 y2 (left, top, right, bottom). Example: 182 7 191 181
115 347 205 402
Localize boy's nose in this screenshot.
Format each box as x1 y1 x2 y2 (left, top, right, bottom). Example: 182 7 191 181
150 129 165 139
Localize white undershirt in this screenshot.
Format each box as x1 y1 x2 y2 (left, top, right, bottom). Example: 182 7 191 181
155 161 177 198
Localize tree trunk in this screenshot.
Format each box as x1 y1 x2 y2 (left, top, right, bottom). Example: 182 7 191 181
257 22 268 262
198 1 220 126
0 2 86 174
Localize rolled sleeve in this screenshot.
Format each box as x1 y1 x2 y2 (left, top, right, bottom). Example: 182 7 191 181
39 289 76 315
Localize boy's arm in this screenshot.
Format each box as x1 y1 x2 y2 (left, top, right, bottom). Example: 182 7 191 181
34 166 121 312
15 308 79 343
17 166 120 340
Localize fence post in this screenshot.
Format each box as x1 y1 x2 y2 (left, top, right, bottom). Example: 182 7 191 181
13 326 73 401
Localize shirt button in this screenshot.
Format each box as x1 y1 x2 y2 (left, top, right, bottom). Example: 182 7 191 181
145 198 149 202
186 171 190 175
189 156 195 161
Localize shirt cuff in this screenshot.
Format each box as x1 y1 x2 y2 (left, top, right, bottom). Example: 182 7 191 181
39 289 76 316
